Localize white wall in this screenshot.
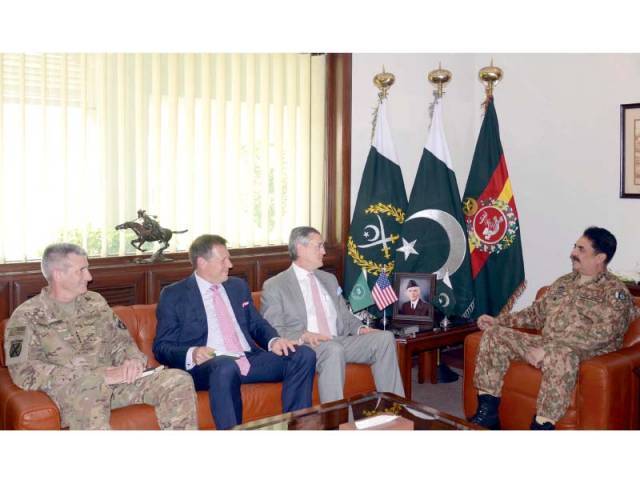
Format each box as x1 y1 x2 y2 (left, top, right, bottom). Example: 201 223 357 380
352 53 640 309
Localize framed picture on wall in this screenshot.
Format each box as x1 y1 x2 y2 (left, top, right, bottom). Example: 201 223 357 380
392 272 435 325
620 103 640 198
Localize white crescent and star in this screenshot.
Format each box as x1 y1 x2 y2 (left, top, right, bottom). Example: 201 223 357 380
362 224 380 242
438 293 450 307
397 209 467 280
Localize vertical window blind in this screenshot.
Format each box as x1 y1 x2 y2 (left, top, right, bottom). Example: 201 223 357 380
0 53 326 262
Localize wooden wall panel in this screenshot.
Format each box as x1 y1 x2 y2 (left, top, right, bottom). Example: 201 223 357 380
12 276 47 310
256 255 292 287
1 253 347 317
228 259 257 291
320 250 341 279
89 270 147 306
0 281 10 320
148 262 194 303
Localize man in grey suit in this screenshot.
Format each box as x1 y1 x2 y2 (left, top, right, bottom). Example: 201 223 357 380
260 226 404 403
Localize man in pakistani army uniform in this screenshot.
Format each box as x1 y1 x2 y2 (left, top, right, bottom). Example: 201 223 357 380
3 243 198 430
469 226 634 430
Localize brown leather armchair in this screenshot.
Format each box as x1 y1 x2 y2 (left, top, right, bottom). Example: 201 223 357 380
0 292 376 429
463 287 640 429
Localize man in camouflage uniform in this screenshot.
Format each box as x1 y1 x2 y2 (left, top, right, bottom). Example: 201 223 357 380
3 243 198 429
470 227 634 430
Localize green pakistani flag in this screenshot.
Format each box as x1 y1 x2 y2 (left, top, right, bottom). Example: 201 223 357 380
344 98 408 298
348 268 375 312
462 98 525 317
395 97 475 319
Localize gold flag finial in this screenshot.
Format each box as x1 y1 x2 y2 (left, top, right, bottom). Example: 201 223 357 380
479 60 503 99
373 67 395 100
370 67 396 142
428 63 452 98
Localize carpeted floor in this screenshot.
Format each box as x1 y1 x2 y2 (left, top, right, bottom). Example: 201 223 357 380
409 345 465 419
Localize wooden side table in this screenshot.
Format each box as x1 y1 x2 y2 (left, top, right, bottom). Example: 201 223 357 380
395 323 479 399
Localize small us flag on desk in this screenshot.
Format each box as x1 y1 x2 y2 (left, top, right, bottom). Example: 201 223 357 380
372 271 398 310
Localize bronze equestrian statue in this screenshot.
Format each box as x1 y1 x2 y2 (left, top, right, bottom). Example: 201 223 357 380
115 210 187 262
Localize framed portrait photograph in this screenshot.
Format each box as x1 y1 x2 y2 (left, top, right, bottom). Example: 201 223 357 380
620 103 640 198
392 272 436 325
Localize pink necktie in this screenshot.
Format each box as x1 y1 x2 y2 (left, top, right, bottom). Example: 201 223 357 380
308 272 332 337
210 285 250 376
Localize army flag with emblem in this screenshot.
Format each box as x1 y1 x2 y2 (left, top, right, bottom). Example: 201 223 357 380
462 98 525 317
344 96 408 299
395 96 474 319
348 268 375 312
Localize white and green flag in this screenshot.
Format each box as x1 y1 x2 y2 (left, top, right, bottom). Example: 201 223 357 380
348 268 375 312
395 97 474 319
344 97 408 307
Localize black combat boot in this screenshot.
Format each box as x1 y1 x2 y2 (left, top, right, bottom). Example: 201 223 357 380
469 394 501 430
530 415 555 430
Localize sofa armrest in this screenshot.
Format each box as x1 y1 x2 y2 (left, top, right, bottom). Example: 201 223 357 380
0 367 61 430
578 344 640 429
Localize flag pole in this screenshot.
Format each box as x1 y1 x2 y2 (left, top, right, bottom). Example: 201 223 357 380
478 59 503 109
427 63 453 330
372 68 396 334
381 265 387 331
373 66 395 100
362 267 370 329
426 63 457 381
427 62 451 99
370 67 395 144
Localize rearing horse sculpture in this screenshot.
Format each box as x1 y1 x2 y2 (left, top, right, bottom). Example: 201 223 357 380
115 217 188 262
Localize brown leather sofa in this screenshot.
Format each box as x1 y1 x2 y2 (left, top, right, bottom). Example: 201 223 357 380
0 292 375 429
463 287 640 429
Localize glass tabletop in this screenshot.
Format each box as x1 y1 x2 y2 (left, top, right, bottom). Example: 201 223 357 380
234 391 481 430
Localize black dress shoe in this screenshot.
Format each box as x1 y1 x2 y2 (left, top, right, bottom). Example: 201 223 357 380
530 415 555 430
469 394 501 430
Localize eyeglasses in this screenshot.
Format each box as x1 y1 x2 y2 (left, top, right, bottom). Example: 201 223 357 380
308 241 326 250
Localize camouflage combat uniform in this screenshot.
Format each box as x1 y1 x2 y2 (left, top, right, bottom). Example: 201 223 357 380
473 271 634 422
4 288 198 429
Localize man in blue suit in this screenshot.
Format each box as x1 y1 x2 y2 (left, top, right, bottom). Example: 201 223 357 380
153 234 316 429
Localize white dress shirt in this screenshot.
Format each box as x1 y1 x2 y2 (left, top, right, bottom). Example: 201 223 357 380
185 273 251 370
292 263 338 336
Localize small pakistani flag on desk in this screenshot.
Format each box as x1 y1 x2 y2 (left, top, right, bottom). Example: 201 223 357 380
348 268 375 312
434 271 457 316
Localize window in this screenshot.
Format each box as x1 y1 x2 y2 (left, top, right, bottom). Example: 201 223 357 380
0 53 326 262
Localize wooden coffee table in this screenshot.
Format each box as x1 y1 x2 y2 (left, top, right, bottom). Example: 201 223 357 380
234 391 480 430
395 322 479 399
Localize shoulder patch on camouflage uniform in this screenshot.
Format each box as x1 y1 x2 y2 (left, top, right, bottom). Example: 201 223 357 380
5 325 31 365
610 289 630 311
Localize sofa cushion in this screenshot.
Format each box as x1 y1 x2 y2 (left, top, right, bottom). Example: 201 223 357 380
2 295 377 429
